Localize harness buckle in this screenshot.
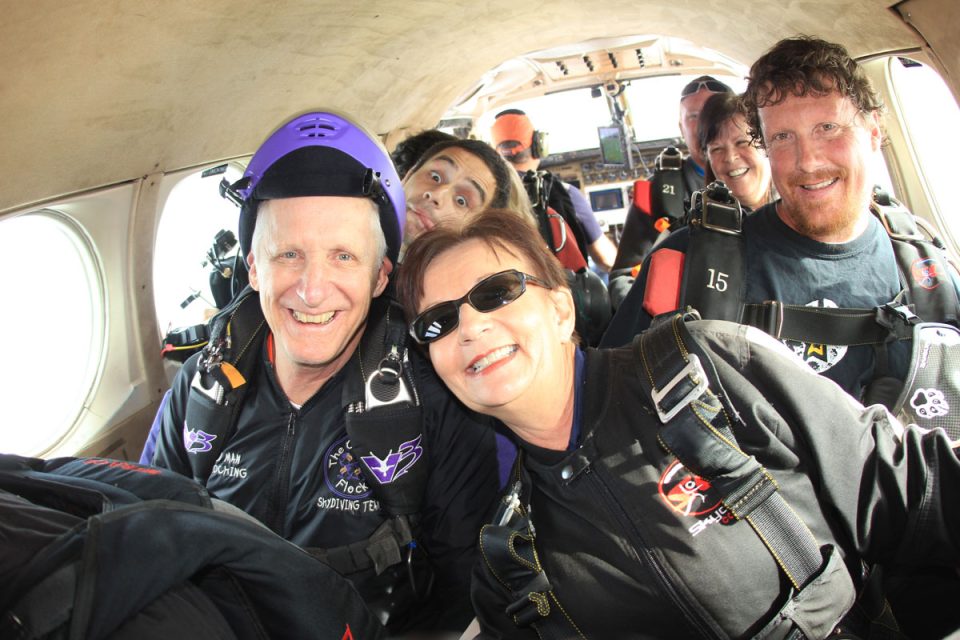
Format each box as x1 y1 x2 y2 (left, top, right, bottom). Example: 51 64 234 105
546 211 567 252
655 146 683 171
365 350 415 410
651 354 709 423
761 300 785 339
695 181 743 236
876 302 920 340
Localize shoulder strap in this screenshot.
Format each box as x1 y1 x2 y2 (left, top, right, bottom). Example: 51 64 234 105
183 285 266 483
871 190 960 326
636 313 857 637
650 147 687 226
336 296 429 582
637 314 823 589
342 296 426 516
680 182 746 322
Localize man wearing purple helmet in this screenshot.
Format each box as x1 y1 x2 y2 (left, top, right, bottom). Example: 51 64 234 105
149 111 500 634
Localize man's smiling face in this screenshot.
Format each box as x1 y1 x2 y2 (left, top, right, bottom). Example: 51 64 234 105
759 89 882 242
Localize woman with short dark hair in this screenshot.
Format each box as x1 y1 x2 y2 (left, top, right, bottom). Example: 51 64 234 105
699 92 774 210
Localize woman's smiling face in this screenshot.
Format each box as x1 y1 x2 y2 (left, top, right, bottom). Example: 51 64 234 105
705 113 772 210
417 238 574 418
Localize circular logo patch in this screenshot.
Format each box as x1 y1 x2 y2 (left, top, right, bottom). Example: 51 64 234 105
911 258 942 291
658 460 721 517
324 436 371 499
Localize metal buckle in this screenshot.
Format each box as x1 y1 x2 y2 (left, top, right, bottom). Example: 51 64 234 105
761 301 784 339
365 352 414 409
190 368 225 404
700 199 742 235
547 211 567 252
651 354 708 423
655 146 683 171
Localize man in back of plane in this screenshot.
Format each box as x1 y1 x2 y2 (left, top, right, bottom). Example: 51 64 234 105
607 75 733 305
490 109 618 272
149 111 500 635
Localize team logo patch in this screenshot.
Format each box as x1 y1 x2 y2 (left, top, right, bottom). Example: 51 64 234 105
658 460 721 517
184 426 217 454
324 436 372 499
910 387 949 419
659 460 734 537
911 258 942 290
784 299 847 373
360 434 424 485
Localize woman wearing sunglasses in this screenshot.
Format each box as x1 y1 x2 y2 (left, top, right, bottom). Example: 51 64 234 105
396 207 960 639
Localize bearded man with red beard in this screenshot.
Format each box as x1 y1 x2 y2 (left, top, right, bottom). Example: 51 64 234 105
602 37 960 638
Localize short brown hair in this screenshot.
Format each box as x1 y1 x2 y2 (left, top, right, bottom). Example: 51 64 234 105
396 207 569 326
743 36 884 146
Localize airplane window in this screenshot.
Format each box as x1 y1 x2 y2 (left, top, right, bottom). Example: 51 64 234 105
887 57 960 249
153 166 243 336
0 212 104 454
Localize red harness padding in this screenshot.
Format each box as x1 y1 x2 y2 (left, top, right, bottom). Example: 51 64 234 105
642 248 685 316
633 178 652 215
547 210 588 271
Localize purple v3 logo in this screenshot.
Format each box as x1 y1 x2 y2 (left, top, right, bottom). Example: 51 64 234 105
360 435 423 484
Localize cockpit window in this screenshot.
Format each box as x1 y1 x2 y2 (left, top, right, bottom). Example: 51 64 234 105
474 75 748 156
0 211 104 454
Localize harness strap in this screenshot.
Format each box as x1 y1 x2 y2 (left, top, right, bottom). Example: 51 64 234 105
343 296 427 518
478 469 585 639
741 300 918 345
184 286 266 483
871 192 960 327
682 182 746 322
638 313 823 590
651 147 687 225
308 516 415 576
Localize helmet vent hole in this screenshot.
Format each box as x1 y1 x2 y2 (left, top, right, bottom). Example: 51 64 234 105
297 122 337 138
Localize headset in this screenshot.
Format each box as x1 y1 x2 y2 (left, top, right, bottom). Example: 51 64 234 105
494 109 548 159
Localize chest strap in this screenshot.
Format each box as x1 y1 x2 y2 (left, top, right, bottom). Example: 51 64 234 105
184 285 266 484
740 299 919 345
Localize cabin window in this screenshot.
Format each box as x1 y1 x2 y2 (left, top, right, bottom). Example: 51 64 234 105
0 212 105 454
153 165 243 336
887 57 960 251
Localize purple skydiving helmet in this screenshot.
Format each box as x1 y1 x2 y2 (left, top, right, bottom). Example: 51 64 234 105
223 111 406 266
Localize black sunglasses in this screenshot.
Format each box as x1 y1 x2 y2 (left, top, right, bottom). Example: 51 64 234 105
410 269 548 344
681 79 730 98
